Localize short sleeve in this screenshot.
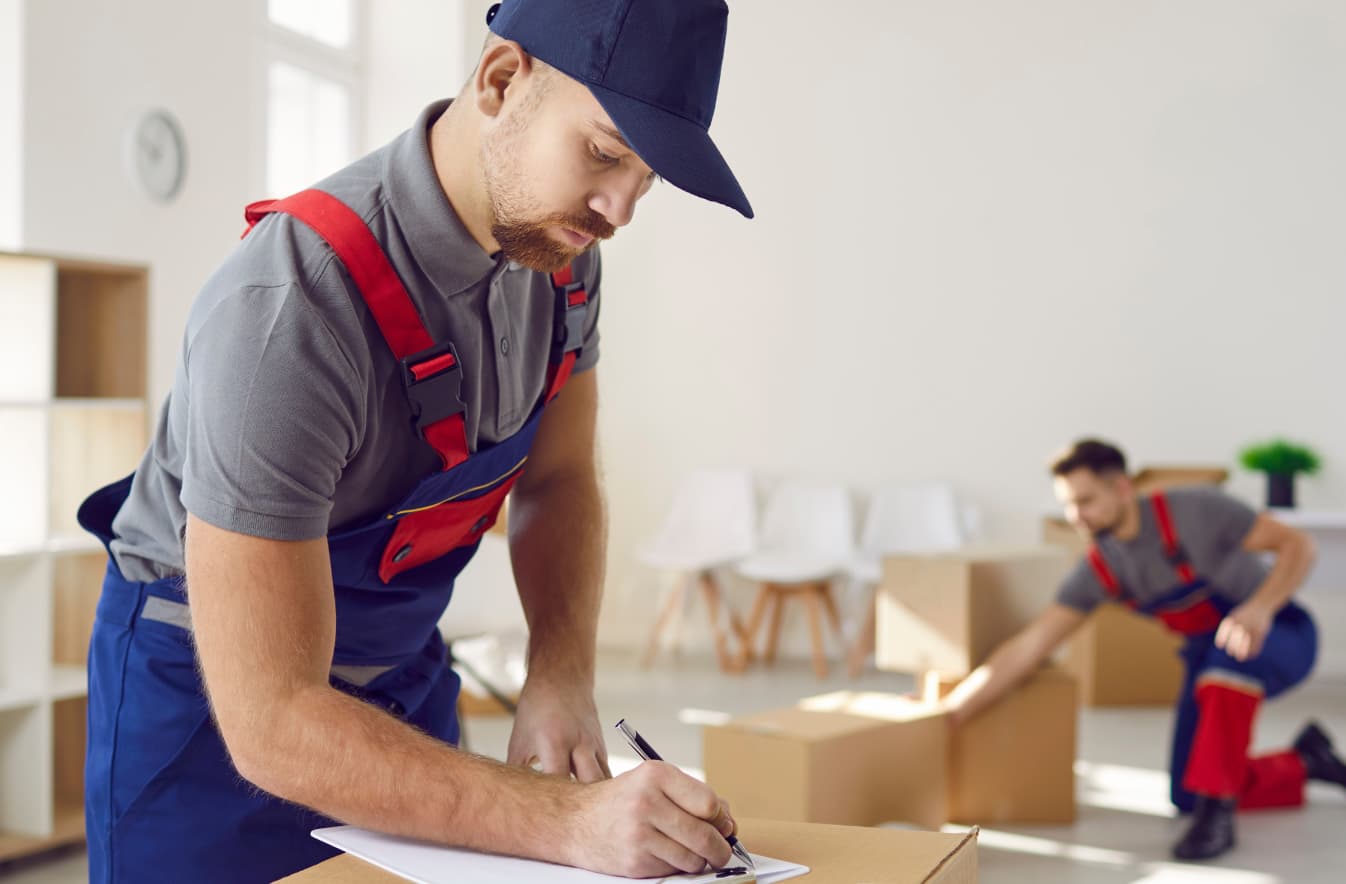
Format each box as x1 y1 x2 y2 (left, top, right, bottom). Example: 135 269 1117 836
179 278 366 541
1055 557 1108 613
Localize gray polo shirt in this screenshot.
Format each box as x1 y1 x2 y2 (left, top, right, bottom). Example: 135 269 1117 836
1056 487 1267 613
110 100 601 583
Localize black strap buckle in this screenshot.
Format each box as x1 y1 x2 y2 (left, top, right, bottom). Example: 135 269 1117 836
401 342 466 437
1166 543 1191 568
554 281 589 355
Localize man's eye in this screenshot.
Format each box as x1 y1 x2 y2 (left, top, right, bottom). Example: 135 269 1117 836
589 144 619 164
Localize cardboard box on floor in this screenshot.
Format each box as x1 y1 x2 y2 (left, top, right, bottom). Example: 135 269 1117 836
926 666 1078 824
703 699 949 830
874 546 1074 678
703 667 1076 831
276 818 980 884
1039 463 1224 707
1061 604 1185 706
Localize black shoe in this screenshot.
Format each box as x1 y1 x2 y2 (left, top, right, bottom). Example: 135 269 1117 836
1172 796 1237 861
1294 721 1346 788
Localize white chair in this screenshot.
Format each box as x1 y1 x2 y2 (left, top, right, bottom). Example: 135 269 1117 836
734 479 856 679
846 482 967 677
638 468 757 672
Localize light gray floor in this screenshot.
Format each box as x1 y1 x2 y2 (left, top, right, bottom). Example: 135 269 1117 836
5 650 1344 882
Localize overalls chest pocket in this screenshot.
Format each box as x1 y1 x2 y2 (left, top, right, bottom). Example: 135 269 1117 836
378 470 521 583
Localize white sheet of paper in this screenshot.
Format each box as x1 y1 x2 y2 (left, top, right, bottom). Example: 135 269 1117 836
312 826 809 884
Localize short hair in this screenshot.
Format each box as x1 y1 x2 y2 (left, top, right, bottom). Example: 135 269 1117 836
1050 439 1128 478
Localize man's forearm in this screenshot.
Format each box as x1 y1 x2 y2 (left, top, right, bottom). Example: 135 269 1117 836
234 682 578 862
1249 533 1315 613
509 470 607 682
942 635 1041 727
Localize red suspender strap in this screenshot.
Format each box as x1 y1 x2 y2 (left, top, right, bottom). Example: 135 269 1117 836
1086 545 1125 601
545 263 588 403
1151 491 1198 584
242 190 470 471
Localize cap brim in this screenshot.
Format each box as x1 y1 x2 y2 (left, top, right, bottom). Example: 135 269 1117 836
586 83 754 219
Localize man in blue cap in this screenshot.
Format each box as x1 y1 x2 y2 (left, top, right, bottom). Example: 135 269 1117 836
77 1 752 881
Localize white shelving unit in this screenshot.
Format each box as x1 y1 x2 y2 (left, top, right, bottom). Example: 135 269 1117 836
0 251 148 862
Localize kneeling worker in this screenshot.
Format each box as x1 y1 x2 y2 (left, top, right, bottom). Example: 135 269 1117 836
941 438 1346 861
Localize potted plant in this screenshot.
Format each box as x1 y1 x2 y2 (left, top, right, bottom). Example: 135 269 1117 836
1239 439 1321 509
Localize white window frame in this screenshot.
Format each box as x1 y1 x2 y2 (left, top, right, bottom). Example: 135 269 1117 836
252 0 367 198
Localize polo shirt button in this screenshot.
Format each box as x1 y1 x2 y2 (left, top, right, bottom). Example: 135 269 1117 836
393 544 413 563
500 337 510 355
472 517 489 534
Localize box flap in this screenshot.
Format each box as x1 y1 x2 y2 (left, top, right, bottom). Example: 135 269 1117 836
1132 465 1229 492
722 707 894 741
798 691 944 724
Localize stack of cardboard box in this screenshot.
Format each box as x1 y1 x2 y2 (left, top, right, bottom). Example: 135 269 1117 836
704 546 1080 830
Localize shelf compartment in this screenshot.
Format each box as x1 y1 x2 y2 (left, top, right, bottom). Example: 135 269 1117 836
48 403 147 538
54 262 148 399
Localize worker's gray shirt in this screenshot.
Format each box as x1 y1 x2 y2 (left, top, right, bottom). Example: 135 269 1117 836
110 100 601 582
1056 488 1267 613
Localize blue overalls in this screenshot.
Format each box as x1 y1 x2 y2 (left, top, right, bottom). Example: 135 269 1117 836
1086 492 1317 813
79 189 591 883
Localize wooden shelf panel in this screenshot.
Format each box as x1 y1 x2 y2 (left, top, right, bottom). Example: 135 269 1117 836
50 666 87 702
0 687 40 714
54 264 148 399
0 805 84 864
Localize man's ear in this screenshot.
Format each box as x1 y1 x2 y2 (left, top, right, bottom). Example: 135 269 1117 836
1113 473 1135 498
473 40 532 119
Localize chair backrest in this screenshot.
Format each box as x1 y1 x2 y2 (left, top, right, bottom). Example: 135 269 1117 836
757 478 856 559
859 482 965 556
645 468 757 566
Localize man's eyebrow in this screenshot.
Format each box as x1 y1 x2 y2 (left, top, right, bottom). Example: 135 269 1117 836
589 121 632 150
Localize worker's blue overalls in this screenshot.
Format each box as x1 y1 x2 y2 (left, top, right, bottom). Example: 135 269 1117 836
78 189 590 882
1086 492 1317 812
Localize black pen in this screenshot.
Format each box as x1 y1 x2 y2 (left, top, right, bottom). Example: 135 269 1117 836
614 719 756 873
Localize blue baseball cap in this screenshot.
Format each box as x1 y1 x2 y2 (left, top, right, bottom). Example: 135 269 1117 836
486 0 753 219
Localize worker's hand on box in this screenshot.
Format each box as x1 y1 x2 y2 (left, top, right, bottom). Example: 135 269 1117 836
506 675 611 783
564 760 736 877
1215 601 1273 662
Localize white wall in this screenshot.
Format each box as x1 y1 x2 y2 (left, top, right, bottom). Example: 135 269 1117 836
15 2 1343 670
364 0 464 148
586 1 1346 658
18 0 260 409
0 0 22 250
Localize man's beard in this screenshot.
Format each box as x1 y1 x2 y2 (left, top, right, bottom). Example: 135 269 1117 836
490 208 614 273
480 127 615 272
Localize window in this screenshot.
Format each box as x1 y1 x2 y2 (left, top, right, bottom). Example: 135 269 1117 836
262 0 363 196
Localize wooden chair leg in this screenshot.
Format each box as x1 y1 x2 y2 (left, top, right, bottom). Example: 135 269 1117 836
697 571 743 673
763 587 786 666
846 585 877 679
738 583 773 668
804 587 829 679
641 575 687 667
819 583 845 644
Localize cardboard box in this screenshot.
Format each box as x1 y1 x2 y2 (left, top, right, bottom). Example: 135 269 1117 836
702 701 948 830
930 666 1078 825
454 687 516 717
1061 604 1184 706
1132 465 1230 493
797 669 1078 828
875 546 1074 677
276 817 980 883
